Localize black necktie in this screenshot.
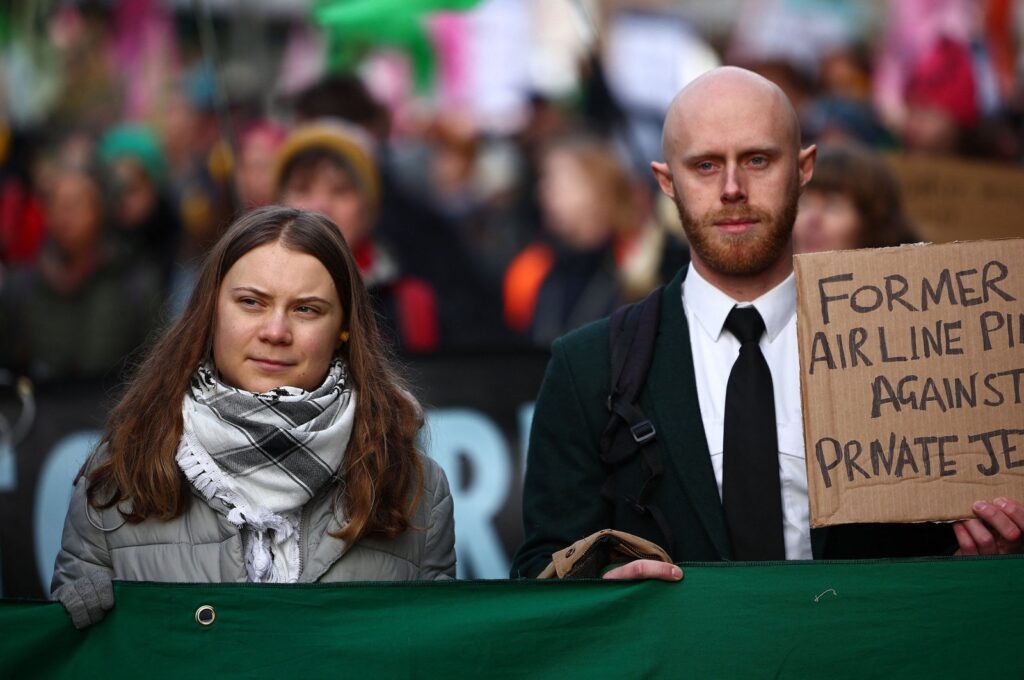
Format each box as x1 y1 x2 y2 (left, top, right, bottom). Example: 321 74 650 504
722 306 786 560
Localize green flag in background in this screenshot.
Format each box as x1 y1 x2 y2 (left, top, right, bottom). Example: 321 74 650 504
313 0 484 91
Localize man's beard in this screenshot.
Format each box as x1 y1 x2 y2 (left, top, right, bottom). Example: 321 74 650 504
675 184 798 277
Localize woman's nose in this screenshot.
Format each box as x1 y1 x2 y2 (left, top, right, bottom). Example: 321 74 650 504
258 312 292 344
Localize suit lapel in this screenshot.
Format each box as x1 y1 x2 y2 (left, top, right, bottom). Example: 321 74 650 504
643 269 732 559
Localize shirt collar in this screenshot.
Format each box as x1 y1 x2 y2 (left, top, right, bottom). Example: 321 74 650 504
682 262 796 342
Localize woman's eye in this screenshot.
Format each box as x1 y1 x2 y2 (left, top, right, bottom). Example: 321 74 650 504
295 305 320 315
239 297 260 308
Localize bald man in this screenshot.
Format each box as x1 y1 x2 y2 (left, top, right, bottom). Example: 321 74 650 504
511 67 1023 579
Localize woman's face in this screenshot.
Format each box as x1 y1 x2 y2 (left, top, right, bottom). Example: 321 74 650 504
793 189 863 254
280 159 371 250
538 149 611 251
47 172 103 256
112 157 157 228
213 240 344 393
237 130 281 208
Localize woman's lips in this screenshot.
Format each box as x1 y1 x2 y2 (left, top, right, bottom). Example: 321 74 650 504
249 358 295 372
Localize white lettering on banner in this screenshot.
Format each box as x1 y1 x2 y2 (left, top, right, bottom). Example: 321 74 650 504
0 439 13 597
424 408 512 579
0 441 14 492
517 403 535 475
34 431 98 592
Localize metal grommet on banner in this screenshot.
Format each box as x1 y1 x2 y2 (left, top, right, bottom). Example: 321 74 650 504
195 604 216 626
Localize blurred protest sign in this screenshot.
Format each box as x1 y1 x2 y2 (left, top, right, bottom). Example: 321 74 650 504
795 239 1024 527
604 10 719 116
888 155 1024 242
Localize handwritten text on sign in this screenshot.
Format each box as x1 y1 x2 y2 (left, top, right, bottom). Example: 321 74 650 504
794 240 1024 527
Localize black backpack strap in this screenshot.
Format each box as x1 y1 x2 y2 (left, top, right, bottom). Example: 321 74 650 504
604 286 661 458
599 285 674 556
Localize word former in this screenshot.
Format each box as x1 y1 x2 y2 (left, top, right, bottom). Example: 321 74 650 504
816 261 1015 325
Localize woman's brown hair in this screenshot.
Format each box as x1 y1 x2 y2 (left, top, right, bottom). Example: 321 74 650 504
84 205 423 543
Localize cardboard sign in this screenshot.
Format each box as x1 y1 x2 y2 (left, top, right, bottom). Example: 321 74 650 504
888 155 1024 243
795 239 1024 527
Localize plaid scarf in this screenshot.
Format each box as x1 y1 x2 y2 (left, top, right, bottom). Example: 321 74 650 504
176 359 356 583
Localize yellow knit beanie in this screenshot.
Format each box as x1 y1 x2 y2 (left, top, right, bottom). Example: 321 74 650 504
274 120 380 208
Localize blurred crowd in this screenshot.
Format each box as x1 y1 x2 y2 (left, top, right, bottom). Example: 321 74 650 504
1 0 1023 385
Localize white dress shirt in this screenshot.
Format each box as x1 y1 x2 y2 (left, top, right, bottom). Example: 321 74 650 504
681 263 812 559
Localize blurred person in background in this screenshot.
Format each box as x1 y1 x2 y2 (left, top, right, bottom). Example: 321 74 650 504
901 36 979 155
504 135 655 347
99 123 182 292
504 95 575 251
162 67 237 255
406 112 534 294
292 74 506 349
161 68 238 317
45 3 121 135
0 162 161 381
0 127 47 267
793 143 914 254
275 120 440 354
801 44 895 148
236 122 287 209
870 0 1017 157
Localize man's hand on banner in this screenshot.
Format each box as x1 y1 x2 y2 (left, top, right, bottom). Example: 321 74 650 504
953 497 1024 555
603 559 683 581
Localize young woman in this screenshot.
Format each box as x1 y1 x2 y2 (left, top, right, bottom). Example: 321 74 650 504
792 143 914 254
51 206 455 628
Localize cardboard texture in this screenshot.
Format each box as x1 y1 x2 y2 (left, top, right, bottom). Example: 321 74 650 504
888 155 1024 243
795 239 1024 527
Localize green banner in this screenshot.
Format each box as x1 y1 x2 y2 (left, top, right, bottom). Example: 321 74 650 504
2 557 1022 678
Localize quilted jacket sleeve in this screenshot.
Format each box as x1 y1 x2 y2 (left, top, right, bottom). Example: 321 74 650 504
50 474 115 594
420 458 456 580
50 473 118 628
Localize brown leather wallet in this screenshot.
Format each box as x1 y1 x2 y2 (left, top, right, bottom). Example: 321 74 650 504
537 529 675 579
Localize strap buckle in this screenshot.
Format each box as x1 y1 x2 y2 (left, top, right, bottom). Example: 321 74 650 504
630 420 656 444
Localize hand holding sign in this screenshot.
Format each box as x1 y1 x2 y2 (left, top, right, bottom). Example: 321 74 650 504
953 497 1024 555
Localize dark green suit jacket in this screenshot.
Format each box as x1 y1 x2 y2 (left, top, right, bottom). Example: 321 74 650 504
512 269 954 578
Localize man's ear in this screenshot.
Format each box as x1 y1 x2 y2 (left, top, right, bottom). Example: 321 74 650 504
650 161 675 199
797 144 817 192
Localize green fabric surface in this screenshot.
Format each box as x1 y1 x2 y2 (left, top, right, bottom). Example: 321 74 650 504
2 556 1021 678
